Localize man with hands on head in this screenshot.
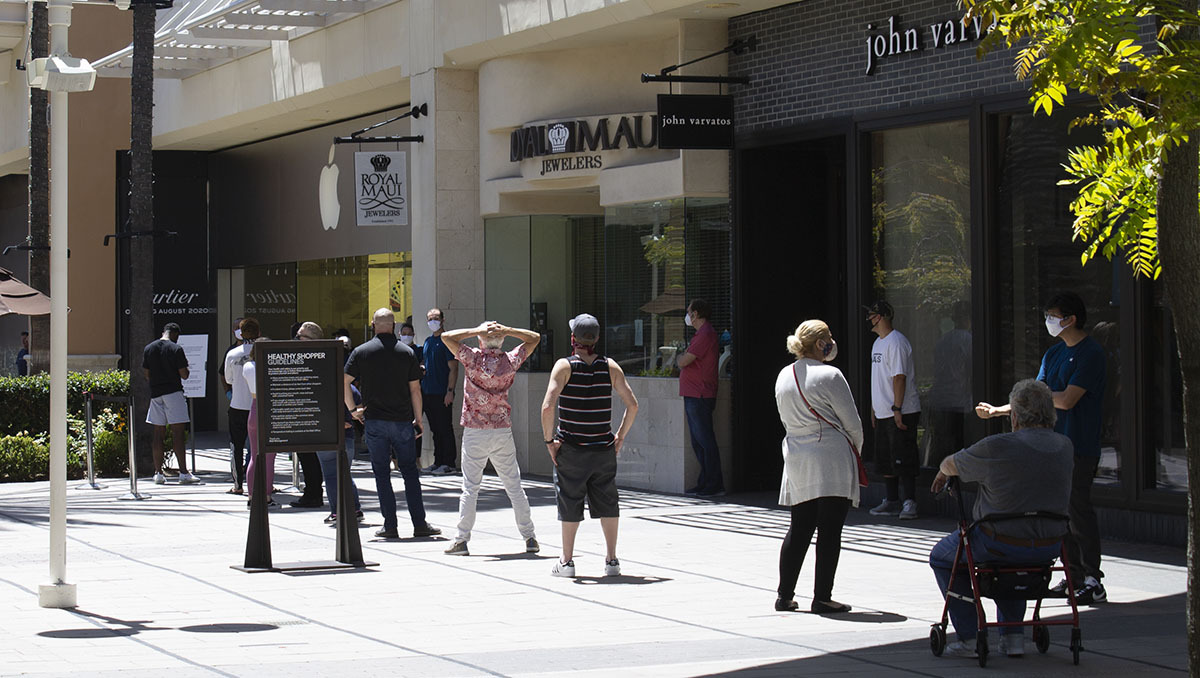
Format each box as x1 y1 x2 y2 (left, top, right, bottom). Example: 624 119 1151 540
541 313 639 578
344 308 441 540
439 321 542 556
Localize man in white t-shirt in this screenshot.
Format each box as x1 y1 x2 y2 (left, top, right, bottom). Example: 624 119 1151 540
865 301 922 519
222 318 259 494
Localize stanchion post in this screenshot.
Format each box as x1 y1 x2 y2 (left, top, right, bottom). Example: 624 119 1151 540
75 393 103 491
118 395 148 500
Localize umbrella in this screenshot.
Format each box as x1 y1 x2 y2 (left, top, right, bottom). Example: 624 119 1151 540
0 267 51 316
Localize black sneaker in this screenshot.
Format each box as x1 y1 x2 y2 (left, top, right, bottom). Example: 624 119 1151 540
413 524 442 538
324 513 337 525
1075 578 1107 605
374 528 400 539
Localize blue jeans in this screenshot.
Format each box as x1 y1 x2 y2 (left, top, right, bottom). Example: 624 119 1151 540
684 397 722 492
363 419 427 531
317 428 361 513
930 527 1062 642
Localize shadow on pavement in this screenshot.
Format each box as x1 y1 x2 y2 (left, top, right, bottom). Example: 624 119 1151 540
700 592 1186 676
572 575 672 585
38 608 278 640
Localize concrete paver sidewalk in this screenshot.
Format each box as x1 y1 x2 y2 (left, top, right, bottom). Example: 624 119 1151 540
0 434 1186 677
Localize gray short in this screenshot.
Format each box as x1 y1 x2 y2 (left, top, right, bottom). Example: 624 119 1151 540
553 441 619 521
146 391 189 426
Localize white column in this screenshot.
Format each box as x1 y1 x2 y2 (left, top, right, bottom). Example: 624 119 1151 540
39 0 77 609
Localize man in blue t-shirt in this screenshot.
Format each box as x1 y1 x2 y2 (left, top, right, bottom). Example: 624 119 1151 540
421 307 459 475
976 291 1107 605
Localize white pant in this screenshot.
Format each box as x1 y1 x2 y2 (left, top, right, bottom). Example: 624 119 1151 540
456 427 536 543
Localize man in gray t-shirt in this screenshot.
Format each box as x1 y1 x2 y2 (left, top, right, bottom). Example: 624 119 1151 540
928 379 1074 658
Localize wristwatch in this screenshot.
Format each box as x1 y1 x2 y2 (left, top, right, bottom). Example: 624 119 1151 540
891 405 902 412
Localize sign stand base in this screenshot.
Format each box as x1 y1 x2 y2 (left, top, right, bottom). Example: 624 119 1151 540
232 559 379 574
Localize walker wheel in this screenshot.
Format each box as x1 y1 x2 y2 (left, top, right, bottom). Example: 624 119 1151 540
977 635 989 668
1032 625 1050 653
929 625 946 657
1070 628 1082 665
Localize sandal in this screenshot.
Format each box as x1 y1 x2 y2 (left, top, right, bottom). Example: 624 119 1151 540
226 486 244 495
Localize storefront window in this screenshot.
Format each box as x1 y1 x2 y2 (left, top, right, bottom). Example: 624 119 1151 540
241 252 411 346
870 120 972 468
993 109 1122 486
1150 287 1186 491
484 199 731 375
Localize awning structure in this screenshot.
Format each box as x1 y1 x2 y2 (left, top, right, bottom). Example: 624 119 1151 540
91 0 385 79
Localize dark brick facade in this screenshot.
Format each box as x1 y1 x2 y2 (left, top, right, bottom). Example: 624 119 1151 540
729 0 1027 132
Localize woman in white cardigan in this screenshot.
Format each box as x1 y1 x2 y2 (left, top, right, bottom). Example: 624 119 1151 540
774 319 864 614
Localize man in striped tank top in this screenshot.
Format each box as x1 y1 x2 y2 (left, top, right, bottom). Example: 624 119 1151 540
541 313 639 578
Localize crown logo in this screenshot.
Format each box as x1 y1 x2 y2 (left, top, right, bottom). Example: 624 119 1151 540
547 123 570 154
370 154 392 172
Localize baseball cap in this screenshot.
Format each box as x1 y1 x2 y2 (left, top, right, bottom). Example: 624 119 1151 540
863 300 894 319
569 313 600 343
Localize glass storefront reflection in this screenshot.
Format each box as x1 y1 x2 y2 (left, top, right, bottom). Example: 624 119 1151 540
994 110 1122 486
870 120 973 468
241 252 411 348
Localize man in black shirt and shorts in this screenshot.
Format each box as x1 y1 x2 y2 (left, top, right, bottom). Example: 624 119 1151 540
345 308 441 539
142 322 198 484
541 313 639 577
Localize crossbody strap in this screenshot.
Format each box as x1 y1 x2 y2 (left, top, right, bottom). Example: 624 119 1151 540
792 363 869 488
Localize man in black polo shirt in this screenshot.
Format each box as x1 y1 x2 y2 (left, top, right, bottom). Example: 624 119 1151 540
143 322 198 485
344 308 441 539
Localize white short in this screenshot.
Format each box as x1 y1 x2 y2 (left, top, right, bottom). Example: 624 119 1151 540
147 391 189 426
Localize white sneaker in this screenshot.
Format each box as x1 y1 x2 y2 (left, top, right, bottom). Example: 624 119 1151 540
551 559 575 577
153 472 166 485
1000 633 1024 657
868 499 901 516
178 472 200 485
944 640 978 658
604 558 621 576
899 499 919 520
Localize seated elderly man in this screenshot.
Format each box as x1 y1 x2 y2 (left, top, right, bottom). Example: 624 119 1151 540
929 379 1074 659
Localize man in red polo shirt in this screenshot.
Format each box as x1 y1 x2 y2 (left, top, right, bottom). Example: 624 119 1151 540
679 299 723 497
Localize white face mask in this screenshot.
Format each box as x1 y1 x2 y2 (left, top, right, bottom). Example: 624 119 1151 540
821 339 838 362
684 313 693 328
234 329 243 341
427 319 441 332
1045 315 1067 337
399 334 415 345
482 336 504 349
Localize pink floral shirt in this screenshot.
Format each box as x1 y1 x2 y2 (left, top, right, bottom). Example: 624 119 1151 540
457 344 527 429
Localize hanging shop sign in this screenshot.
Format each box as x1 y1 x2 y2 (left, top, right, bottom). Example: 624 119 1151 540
864 14 997 75
354 151 407 226
656 94 734 150
509 113 659 178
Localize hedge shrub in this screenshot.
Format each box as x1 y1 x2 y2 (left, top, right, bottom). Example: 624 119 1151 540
0 435 84 482
0 371 130 482
0 370 129 437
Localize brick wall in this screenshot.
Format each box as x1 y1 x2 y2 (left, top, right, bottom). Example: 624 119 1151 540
729 0 1028 132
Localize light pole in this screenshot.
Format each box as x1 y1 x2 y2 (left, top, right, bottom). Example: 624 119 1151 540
30 0 96 609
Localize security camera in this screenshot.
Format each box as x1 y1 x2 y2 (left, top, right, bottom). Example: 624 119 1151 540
26 56 97 93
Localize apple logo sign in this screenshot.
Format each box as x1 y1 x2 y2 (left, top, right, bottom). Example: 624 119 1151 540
318 144 340 230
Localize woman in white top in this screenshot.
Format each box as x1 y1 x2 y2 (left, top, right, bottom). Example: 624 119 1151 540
774 319 864 614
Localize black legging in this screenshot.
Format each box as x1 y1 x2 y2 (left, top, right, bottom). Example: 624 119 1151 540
777 496 851 602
